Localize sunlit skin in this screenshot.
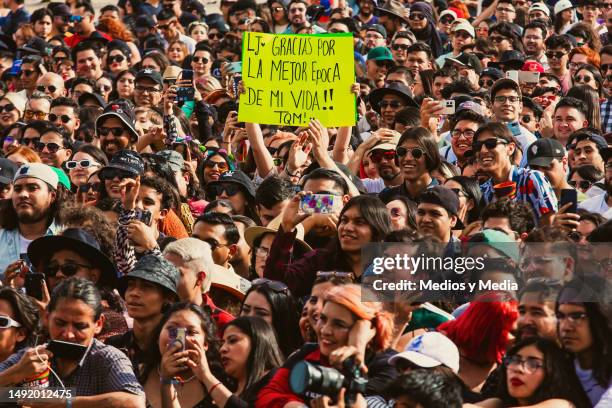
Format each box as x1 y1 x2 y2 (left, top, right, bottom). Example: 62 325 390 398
240 291 272 324
337 206 373 253
316 301 355 357
0 300 25 363
517 293 557 340
220 326 250 381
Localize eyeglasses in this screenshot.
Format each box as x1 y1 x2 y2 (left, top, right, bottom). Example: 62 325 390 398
204 160 229 172
575 75 593 83
0 315 21 329
21 137 39 146
493 95 520 104
370 150 396 163
45 261 93 277
504 355 544 374
66 160 100 170
379 100 403 109
568 180 592 190
479 78 494 87
408 13 425 20
210 183 241 197
20 69 37 77
99 168 136 180
49 113 71 123
36 85 57 93
451 129 475 139
556 311 588 324
472 138 509 152
107 55 125 64
396 146 425 159
24 110 47 121
192 56 209 64
34 141 62 153
98 127 126 137
78 182 101 193
251 278 289 293
0 104 16 113
601 3 612 9
209 32 223 39
489 35 508 43
135 85 161 93
545 51 566 60
202 237 229 252
392 44 410 52
519 256 554 270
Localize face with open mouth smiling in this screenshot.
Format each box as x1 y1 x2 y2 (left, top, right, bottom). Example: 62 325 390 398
397 140 428 181
474 131 514 174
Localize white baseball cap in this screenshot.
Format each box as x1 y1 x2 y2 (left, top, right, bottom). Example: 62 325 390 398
14 163 58 189
554 0 573 15
388 332 460 373
453 21 475 38
529 2 550 17
439 9 457 21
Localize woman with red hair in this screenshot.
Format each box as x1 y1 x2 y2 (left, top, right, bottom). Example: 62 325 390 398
438 293 518 392
256 284 397 408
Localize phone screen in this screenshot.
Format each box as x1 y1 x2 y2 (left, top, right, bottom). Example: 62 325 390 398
47 340 89 361
24 273 44 301
560 189 578 214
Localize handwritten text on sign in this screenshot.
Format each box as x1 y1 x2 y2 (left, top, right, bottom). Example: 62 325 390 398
238 32 356 127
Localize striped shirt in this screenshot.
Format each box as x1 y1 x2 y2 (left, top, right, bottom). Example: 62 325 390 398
480 166 558 222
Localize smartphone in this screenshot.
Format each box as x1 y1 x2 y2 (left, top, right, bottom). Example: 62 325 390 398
169 327 186 351
507 122 521 137
560 188 578 214
24 273 44 301
134 209 152 226
176 69 195 103
299 194 342 215
519 71 540 84
506 70 519 83
440 100 455 115
47 340 89 361
227 61 242 74
232 74 242 98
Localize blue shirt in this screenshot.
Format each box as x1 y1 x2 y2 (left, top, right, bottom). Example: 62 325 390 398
0 221 60 277
0 7 30 36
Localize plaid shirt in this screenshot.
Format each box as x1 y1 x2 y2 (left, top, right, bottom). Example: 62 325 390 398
601 98 612 134
481 166 558 222
0 339 144 397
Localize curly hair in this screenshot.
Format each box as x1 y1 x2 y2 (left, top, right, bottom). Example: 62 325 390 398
97 16 134 42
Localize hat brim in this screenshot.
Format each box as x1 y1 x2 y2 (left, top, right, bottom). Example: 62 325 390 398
0 175 12 184
369 88 419 113
99 164 141 179
244 225 312 253
528 156 557 167
119 272 178 297
27 236 117 288
388 351 444 368
96 112 140 143
375 7 409 22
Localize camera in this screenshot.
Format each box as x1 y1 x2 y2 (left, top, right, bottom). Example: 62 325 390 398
289 357 367 405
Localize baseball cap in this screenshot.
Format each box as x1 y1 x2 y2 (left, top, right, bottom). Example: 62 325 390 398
206 170 256 200
529 2 550 17
0 158 18 185
366 24 387 39
51 167 71 190
157 150 184 173
18 38 51 56
388 332 460 373
135 15 156 30
48 3 72 17
124 254 180 295
367 46 394 62
554 0 573 14
447 52 482 74
521 60 545 73
527 138 565 167
2 92 27 116
472 229 520 263
100 150 145 179
568 132 608 151
136 68 163 88
96 101 140 143
453 21 475 38
367 133 401 155
14 163 59 189
78 92 107 109
419 186 465 229
480 67 504 80
439 9 457 21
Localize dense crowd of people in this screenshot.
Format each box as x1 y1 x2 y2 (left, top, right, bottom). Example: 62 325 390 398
0 0 609 406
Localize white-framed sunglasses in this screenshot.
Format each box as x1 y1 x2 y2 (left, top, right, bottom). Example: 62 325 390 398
0 315 21 329
65 160 101 170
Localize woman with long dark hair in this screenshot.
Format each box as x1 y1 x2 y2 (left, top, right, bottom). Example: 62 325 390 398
566 84 602 129
263 194 391 297
239 279 301 357
185 316 284 407
444 176 484 225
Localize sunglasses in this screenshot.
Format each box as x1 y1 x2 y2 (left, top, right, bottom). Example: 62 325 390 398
21 137 39 146
78 182 101 193
210 183 241 197
575 75 593 83
108 55 125 64
100 168 137 180
157 23 172 30
379 101 403 109
24 110 47 121
391 44 410 52
545 51 566 59
204 160 229 171
251 278 289 293
440 17 454 24
45 261 93 277
66 159 100 170
98 127 126 137
601 63 612 72
473 138 508 151
479 78 494 87
396 146 425 159
70 15 83 23
34 141 62 153
0 315 21 329
20 69 37 77
208 32 223 39
0 104 16 113
49 113 71 123
370 150 396 163
192 56 209 64
568 180 592 190
36 85 57 93
408 13 425 20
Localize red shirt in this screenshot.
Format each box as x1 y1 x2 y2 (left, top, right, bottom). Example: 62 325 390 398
65 31 112 48
203 293 234 334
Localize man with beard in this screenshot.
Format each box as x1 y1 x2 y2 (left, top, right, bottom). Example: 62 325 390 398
516 279 560 341
365 133 403 192
355 0 378 25
522 22 548 70
95 101 140 160
0 163 62 274
284 0 325 33
580 148 612 218
65 2 111 48
49 98 80 139
72 41 103 81
362 25 386 53
48 3 73 38
366 47 396 89
133 69 163 109
369 83 417 129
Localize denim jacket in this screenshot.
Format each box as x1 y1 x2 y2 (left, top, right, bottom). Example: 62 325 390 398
0 221 61 277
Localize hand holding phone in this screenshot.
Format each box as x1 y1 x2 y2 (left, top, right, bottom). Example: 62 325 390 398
24 273 45 301
299 193 342 215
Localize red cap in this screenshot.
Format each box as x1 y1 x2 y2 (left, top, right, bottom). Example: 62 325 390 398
521 60 545 73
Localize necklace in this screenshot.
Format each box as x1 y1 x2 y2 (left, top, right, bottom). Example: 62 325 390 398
158 365 196 385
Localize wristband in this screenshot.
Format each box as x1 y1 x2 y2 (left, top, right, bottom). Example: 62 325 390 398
208 382 222 394
285 167 298 177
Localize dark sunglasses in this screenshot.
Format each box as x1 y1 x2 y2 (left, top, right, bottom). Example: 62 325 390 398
391 44 410 52
108 55 125 64
396 146 425 159
0 104 16 113
208 32 223 39
70 15 83 23
36 85 57 93
472 138 508 151
21 137 39 146
575 75 593 83
192 56 209 64
34 142 62 153
20 69 37 77
545 51 566 59
568 180 592 190
98 127 125 137
490 35 508 43
408 13 425 20
379 100 403 109
251 278 289 293
479 78 494 87
210 183 241 197
49 113 71 123
45 261 93 277
99 168 136 180
440 17 454 24
601 63 612 72
204 160 229 171
78 182 101 193
370 150 396 163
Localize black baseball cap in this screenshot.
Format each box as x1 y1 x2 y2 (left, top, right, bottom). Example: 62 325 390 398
99 150 145 179
122 254 180 296
366 24 387 39
206 170 256 200
78 92 107 109
419 186 465 230
0 158 18 185
136 68 163 88
446 53 482 74
96 100 140 143
135 15 156 30
527 138 565 167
